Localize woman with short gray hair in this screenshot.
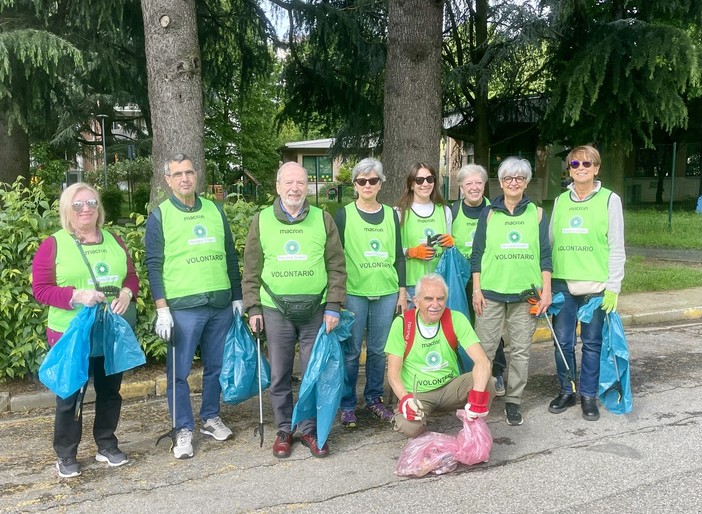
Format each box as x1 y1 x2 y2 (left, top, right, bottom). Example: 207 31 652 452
470 156 552 426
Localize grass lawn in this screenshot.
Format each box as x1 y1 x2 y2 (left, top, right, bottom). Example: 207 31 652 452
622 256 702 293
625 209 702 249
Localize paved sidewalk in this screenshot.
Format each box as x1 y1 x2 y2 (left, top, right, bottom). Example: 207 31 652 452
2 287 701 414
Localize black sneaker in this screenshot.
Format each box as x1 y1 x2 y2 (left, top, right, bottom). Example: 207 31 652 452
95 447 128 467
56 456 81 478
504 402 523 426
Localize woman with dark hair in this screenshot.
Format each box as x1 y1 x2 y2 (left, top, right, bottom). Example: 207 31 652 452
32 183 139 478
334 158 406 428
395 162 453 307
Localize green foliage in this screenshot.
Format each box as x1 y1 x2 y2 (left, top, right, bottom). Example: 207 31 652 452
222 197 264 270
101 187 123 223
0 178 60 380
622 256 702 293
30 142 69 198
625 209 702 249
336 162 353 184
132 186 151 216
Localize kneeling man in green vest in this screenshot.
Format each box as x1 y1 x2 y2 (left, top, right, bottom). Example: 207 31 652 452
385 273 495 437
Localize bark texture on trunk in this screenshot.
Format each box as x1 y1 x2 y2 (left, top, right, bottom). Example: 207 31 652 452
0 111 30 185
472 0 490 168
141 0 205 203
381 0 444 204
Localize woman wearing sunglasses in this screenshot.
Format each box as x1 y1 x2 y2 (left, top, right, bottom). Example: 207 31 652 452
32 183 139 478
334 158 406 428
548 145 625 421
395 162 453 307
471 157 552 426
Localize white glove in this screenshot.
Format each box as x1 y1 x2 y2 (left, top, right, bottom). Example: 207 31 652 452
71 289 105 308
155 307 174 341
232 300 244 316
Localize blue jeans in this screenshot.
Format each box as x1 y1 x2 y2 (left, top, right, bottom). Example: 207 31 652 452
341 293 398 410
552 281 604 398
169 305 233 431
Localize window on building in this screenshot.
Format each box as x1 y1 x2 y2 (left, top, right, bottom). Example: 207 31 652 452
303 156 333 182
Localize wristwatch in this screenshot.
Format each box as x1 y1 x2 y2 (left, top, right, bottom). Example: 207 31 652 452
121 287 133 300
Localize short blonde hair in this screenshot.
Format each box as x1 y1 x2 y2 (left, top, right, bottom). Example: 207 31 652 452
59 183 105 231
566 145 601 167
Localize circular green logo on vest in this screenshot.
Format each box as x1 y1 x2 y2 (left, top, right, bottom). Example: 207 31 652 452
423 227 436 239
426 351 441 367
94 261 110 277
507 230 521 243
369 239 381 251
569 216 583 228
470 229 476 241
193 224 208 238
284 240 300 255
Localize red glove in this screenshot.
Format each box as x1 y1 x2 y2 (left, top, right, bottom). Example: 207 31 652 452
436 234 455 247
407 244 436 261
464 389 490 419
399 394 425 421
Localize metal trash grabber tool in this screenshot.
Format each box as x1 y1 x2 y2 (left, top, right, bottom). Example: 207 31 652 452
253 318 264 447
156 331 177 450
603 313 623 403
522 284 577 394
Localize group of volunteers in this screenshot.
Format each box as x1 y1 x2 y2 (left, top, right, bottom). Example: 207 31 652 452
31 144 623 479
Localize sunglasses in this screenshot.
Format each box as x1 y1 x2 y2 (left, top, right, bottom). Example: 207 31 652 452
71 199 99 212
355 177 381 186
569 160 593 169
413 176 436 185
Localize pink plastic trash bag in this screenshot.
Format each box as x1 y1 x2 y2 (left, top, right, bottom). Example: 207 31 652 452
395 410 493 477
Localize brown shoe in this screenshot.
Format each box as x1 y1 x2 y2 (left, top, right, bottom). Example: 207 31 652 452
272 431 293 458
299 432 329 458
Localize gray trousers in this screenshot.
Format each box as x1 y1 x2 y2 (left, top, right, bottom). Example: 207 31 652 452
475 299 536 405
263 306 324 435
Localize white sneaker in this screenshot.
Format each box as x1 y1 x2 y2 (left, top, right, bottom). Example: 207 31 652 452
173 428 194 459
200 416 233 441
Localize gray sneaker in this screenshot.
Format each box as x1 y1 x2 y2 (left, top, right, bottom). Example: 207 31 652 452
200 416 233 441
56 456 81 478
96 447 128 467
505 402 523 426
494 375 506 397
173 428 194 459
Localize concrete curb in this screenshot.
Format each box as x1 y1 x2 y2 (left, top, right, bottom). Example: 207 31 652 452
3 305 701 415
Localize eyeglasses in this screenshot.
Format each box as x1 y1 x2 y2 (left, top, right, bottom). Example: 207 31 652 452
413 176 436 185
166 170 196 181
71 199 99 211
355 177 381 186
569 160 593 169
502 176 526 184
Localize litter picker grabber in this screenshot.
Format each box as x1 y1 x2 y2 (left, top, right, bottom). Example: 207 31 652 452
521 284 577 394
156 332 177 450
253 318 264 448
603 313 623 403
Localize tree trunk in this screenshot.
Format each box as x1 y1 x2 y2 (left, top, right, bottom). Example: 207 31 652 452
0 112 30 185
141 0 205 204
601 140 627 199
473 0 490 169
381 0 444 204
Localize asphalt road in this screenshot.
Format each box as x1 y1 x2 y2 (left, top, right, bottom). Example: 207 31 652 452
1 321 701 513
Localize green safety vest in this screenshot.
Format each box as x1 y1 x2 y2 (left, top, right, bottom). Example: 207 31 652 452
552 188 611 282
401 205 446 286
452 198 490 259
258 206 328 308
48 229 127 333
161 198 229 300
343 204 398 296
480 204 542 294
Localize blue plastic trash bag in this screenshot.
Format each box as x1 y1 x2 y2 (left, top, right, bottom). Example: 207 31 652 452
39 306 96 399
578 297 632 414
547 292 565 316
103 305 146 376
435 247 474 372
292 310 354 448
220 311 271 405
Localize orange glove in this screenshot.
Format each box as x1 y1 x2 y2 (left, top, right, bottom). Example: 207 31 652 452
526 297 539 316
436 234 455 247
407 244 436 260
